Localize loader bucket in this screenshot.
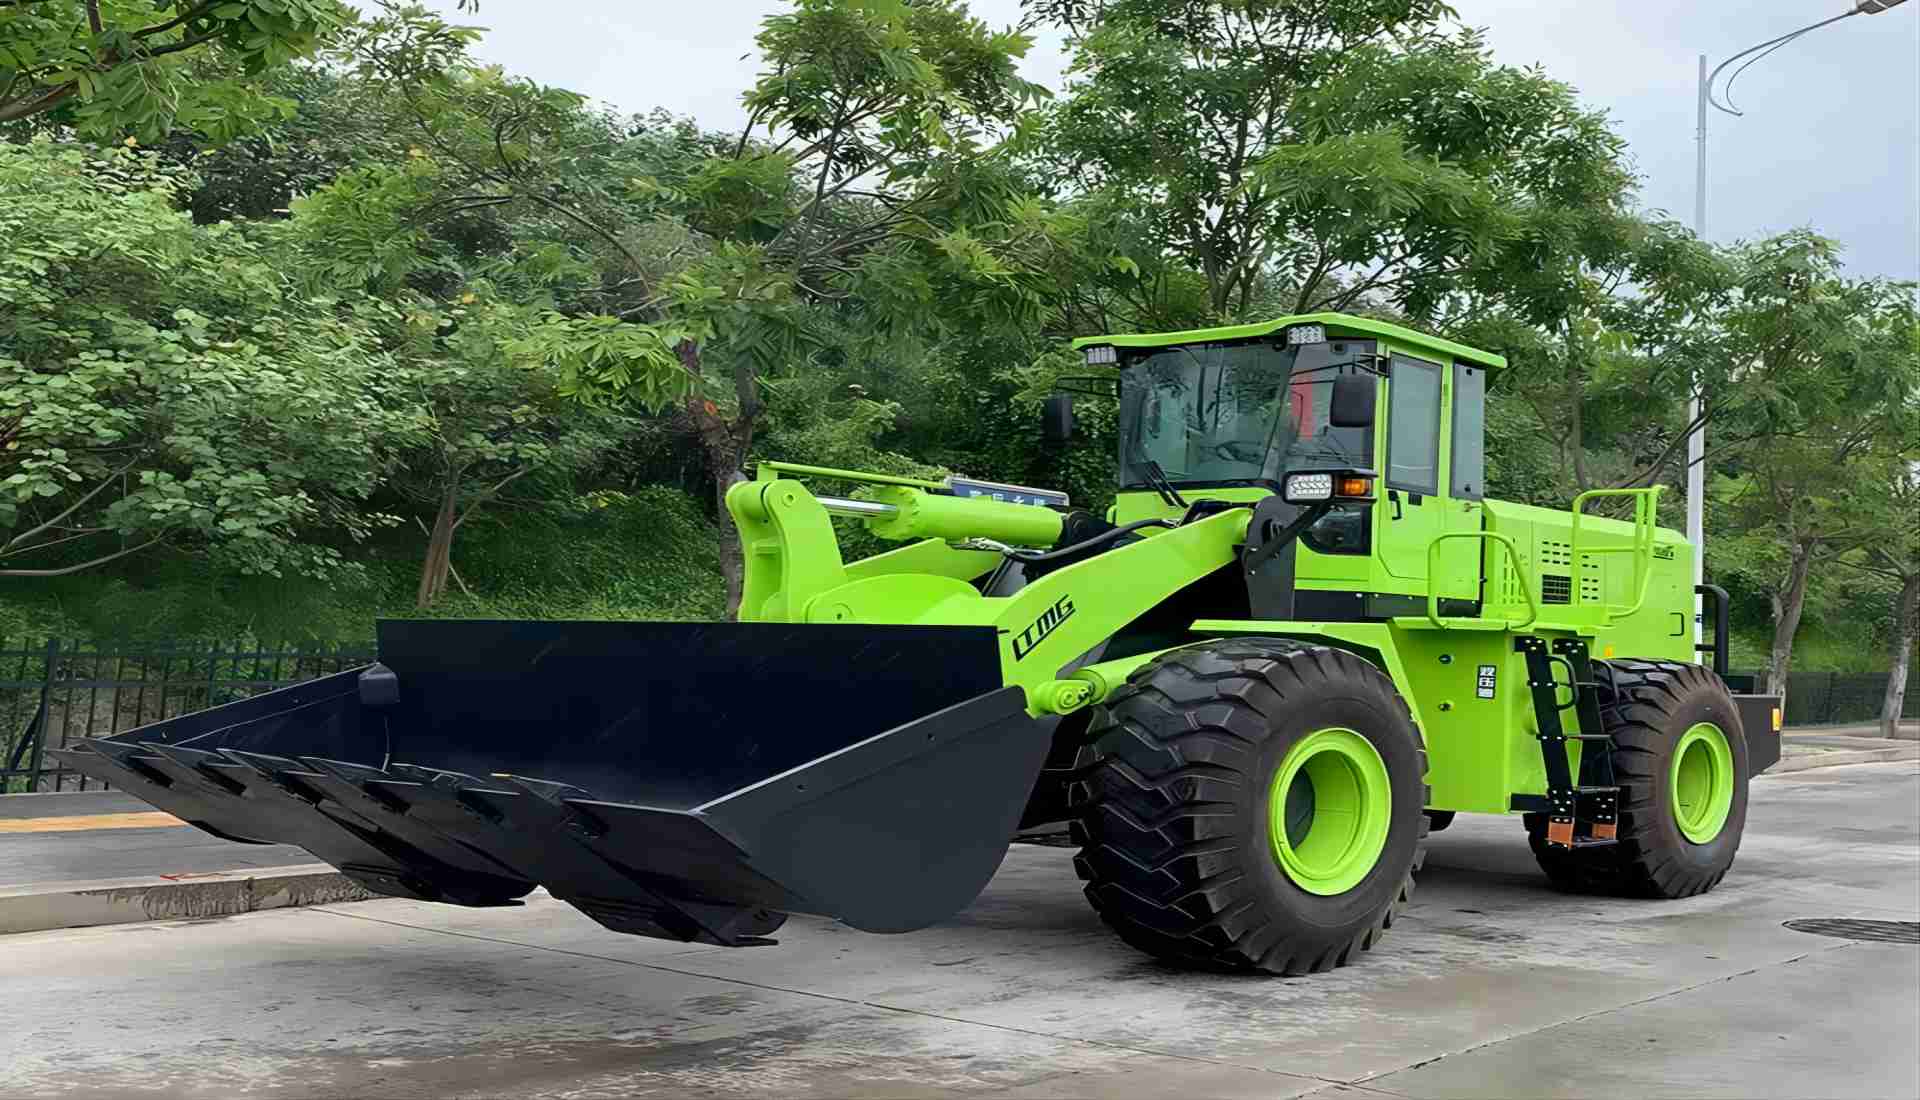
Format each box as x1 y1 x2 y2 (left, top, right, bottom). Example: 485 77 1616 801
50 620 1053 947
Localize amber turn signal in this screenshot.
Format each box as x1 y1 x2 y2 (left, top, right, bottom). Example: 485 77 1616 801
1337 476 1373 498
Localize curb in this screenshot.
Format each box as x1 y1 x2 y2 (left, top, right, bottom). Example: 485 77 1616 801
1767 744 1920 775
0 864 375 935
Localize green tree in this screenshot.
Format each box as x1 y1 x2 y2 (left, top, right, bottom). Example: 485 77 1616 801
1847 444 1920 737
1030 2 1633 323
152 63 411 224
0 0 352 139
336 1 1049 612
382 297 652 608
0 139 415 579
1707 238 1919 705
1448 219 1729 501
277 149 691 607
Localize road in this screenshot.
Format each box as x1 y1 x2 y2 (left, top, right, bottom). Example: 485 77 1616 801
3 761 1915 1099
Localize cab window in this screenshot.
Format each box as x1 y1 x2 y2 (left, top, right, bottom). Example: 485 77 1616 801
1450 362 1485 500
1386 355 1442 495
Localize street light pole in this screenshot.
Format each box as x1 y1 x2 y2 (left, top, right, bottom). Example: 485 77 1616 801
1690 55 1708 642
1686 0 1910 644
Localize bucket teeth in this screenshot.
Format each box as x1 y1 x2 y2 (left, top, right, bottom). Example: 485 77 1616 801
54 737 801 946
491 774 593 804
218 750 329 806
138 743 249 796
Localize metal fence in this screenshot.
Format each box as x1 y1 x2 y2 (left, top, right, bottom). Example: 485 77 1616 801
1730 668 1919 727
1 639 373 794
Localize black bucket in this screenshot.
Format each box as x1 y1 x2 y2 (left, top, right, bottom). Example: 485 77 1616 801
50 620 1054 946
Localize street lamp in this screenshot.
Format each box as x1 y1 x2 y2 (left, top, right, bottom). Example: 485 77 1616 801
1688 0 1912 641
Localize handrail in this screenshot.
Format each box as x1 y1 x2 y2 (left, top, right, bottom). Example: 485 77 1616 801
1569 486 1664 621
1427 531 1537 630
1696 583 1731 677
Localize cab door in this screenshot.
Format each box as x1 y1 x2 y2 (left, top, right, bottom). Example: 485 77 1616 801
1443 360 1490 600
1377 352 1446 582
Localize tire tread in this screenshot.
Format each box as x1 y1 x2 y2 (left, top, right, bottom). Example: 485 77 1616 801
1526 659 1746 898
1070 638 1426 975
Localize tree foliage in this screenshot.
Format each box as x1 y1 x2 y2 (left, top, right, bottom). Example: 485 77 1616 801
0 0 353 139
0 139 415 578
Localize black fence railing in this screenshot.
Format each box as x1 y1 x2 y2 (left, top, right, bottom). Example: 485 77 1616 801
1 639 373 794
1730 668 1919 728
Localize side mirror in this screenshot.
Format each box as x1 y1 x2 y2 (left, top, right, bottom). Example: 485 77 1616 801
1041 393 1075 444
1329 375 1376 429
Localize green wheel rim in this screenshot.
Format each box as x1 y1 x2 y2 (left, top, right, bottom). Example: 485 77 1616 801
1268 727 1393 896
1670 722 1735 844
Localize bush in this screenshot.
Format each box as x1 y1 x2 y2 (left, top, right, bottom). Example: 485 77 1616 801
0 487 724 646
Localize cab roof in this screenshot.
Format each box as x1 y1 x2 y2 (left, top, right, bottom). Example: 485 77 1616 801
1069 312 1507 370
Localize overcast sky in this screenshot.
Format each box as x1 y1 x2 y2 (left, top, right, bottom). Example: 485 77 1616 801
423 0 1920 282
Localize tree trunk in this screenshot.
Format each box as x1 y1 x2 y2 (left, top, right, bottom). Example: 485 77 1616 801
710 464 746 616
1881 573 1919 739
415 471 460 609
677 339 758 621
1567 364 1590 492
1765 537 1818 711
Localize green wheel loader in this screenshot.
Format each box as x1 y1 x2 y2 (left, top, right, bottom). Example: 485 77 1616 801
53 312 1783 974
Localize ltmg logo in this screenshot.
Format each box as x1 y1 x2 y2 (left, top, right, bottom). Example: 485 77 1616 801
1012 594 1076 661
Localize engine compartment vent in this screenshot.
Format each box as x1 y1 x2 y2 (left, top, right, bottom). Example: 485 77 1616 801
1541 573 1573 605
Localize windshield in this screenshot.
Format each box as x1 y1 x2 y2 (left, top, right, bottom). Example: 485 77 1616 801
1117 340 1376 488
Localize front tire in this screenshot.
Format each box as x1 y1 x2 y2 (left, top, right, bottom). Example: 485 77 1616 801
1069 639 1427 975
1526 659 1748 898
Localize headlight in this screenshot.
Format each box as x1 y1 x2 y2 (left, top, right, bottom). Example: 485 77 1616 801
1283 472 1333 503
1282 470 1375 505
1286 324 1326 346
1082 345 1117 365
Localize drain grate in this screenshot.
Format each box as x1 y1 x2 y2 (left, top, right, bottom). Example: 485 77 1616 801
1783 919 1920 944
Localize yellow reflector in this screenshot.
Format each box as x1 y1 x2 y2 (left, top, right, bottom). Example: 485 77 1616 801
1772 707 1783 732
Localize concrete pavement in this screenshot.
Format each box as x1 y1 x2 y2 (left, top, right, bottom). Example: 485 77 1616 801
0 790 312 882
0 790 365 934
1 761 1914 1099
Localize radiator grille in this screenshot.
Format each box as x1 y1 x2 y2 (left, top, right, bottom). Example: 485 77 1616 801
1541 573 1573 605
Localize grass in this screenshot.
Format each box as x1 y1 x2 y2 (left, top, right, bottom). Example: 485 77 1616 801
0 486 725 647
1727 627 1908 676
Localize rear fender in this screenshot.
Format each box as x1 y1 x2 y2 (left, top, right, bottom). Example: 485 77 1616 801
1188 619 1430 739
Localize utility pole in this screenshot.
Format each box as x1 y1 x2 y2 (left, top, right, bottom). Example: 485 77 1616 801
1690 54 1707 643
1687 0 1911 644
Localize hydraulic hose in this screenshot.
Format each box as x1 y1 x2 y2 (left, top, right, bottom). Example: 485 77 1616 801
998 518 1175 564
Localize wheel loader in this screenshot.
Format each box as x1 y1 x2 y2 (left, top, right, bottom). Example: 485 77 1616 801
53 312 1783 975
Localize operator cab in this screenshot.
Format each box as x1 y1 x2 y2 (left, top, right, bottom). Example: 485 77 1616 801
1066 313 1504 620
1116 333 1380 554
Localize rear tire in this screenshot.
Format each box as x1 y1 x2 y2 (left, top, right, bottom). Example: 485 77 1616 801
1069 639 1427 975
1526 659 1748 898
